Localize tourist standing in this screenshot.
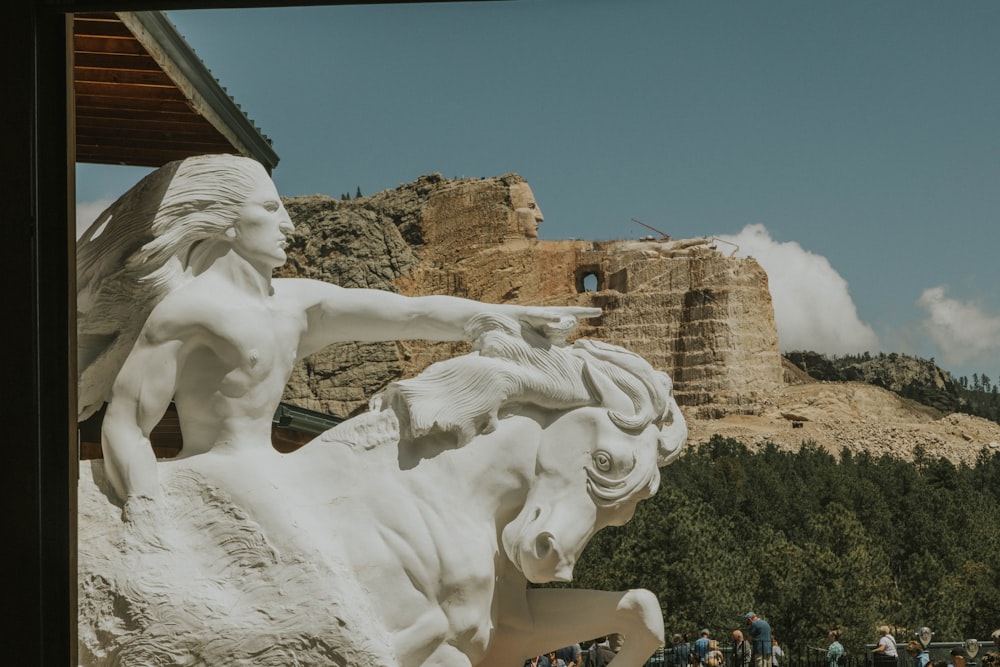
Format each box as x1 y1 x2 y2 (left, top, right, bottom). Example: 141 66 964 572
826 630 846 667
732 630 752 667
671 634 692 667
771 638 784 667
871 626 898 667
706 640 725 667
695 630 712 667
587 637 615 667
525 655 551 667
556 644 582 667
906 641 929 667
744 612 773 667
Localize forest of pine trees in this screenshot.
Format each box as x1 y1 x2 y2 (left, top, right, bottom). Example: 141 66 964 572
555 437 1000 655
955 372 1000 423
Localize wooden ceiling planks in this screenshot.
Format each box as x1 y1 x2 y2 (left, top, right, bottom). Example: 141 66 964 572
73 12 276 167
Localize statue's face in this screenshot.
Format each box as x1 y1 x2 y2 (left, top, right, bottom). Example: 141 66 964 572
232 171 294 270
509 182 544 239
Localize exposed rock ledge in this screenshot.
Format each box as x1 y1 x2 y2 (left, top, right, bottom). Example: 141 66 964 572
279 173 782 421
687 379 1000 465
278 173 998 465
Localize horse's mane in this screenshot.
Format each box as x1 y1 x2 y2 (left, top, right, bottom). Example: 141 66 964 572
320 313 684 470
381 314 594 443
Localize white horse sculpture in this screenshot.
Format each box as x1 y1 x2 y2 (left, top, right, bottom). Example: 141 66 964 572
78 313 686 667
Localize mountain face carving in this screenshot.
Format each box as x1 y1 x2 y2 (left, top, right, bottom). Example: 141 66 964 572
278 173 782 420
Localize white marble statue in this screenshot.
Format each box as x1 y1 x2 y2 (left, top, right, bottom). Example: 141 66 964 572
77 155 594 513
76 155 688 667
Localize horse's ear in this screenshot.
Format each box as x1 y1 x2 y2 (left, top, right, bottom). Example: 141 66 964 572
583 359 657 433
581 359 629 413
577 341 667 410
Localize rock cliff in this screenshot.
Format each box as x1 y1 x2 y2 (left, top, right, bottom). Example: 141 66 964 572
274 172 1000 465
277 173 783 420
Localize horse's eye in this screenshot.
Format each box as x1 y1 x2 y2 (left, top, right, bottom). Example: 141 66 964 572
593 451 613 472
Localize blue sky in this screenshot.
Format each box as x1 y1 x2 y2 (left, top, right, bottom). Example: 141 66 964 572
76 0 1000 381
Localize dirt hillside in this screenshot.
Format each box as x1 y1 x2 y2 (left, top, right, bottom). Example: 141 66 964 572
686 366 1000 465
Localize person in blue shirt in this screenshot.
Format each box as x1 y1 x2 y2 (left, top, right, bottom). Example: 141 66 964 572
906 641 929 667
695 630 712 666
745 612 773 667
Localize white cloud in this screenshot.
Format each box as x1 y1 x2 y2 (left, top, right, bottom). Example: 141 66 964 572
76 199 113 240
917 286 1000 366
717 224 880 355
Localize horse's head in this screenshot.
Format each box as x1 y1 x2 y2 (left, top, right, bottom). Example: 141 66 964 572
372 314 687 584
501 341 687 583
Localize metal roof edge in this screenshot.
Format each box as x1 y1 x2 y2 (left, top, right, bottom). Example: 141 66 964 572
273 402 343 435
118 10 280 171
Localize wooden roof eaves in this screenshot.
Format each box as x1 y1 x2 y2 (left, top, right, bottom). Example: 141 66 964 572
116 10 280 171
50 1 499 12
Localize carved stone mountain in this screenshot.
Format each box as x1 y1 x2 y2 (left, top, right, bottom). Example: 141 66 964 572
275 173 1000 465
277 173 783 420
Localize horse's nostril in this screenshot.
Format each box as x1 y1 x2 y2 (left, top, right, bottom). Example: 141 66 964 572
534 532 557 559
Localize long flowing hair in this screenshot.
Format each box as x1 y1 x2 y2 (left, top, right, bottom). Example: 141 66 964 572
77 154 270 420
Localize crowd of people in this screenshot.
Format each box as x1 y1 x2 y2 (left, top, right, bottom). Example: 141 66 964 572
666 612 781 667
876 625 1000 667
659 619 1000 667
522 621 1000 667
522 635 623 667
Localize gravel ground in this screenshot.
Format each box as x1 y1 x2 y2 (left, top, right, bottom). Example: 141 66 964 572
685 381 1000 465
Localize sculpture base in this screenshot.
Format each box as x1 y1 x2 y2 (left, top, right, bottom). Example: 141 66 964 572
77 458 394 667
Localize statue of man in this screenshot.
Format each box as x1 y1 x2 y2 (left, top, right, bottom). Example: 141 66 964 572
78 154 597 517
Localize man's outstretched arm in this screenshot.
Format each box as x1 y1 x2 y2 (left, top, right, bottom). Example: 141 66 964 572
287 280 600 357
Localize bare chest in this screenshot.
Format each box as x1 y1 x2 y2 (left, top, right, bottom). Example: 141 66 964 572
179 302 304 398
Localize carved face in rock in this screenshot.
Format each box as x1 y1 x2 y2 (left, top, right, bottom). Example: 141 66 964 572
509 182 544 239
501 406 662 583
230 169 295 271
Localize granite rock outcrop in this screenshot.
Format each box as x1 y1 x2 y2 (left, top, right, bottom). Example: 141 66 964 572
277 173 784 419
